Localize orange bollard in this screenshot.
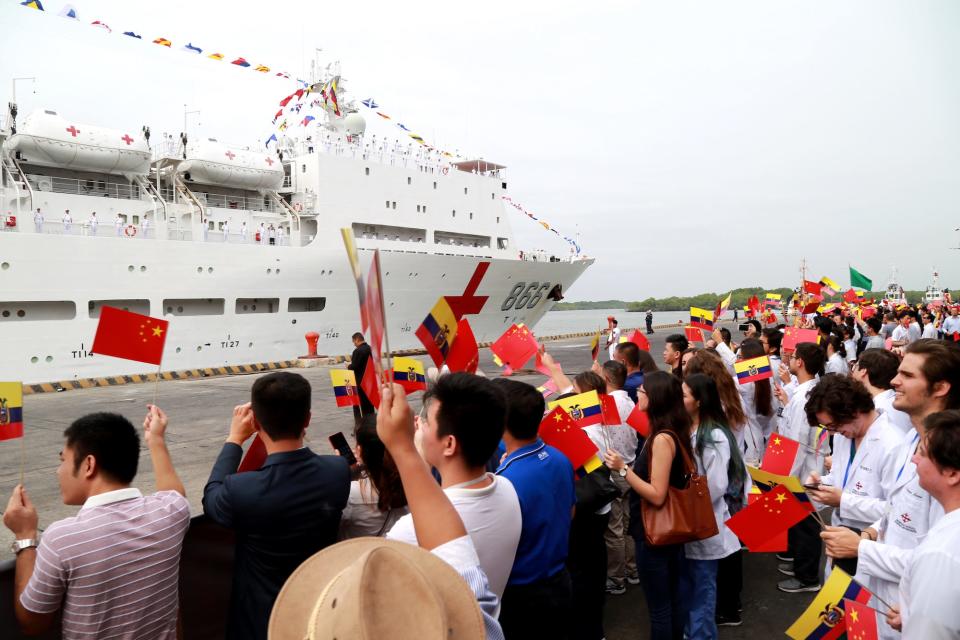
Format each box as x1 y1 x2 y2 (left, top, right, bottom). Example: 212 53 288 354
303 331 320 358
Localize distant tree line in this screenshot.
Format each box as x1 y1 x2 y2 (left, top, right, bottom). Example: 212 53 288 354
553 287 949 312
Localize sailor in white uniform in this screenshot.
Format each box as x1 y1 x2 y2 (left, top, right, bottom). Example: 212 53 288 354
87 211 98 236
240 221 248 243
33 208 43 233
222 220 230 241
140 216 150 238
115 213 124 236
277 225 285 246
62 209 72 234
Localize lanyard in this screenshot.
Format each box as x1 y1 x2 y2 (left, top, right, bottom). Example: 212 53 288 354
447 473 490 491
895 432 921 482
842 440 858 490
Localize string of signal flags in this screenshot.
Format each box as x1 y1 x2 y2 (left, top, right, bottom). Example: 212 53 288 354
17 0 302 81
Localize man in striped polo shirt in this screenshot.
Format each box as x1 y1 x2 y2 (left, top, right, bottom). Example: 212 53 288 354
3 406 190 639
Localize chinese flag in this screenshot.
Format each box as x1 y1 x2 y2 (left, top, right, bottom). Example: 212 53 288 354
360 355 381 409
491 324 539 370
760 434 800 475
724 484 810 551
843 288 859 304
446 318 479 374
539 407 601 471
744 490 787 552
782 327 820 353
237 435 267 473
92 306 168 366
625 405 650 437
599 394 622 426
625 330 650 351
843 598 879 640
803 280 823 296
685 326 703 343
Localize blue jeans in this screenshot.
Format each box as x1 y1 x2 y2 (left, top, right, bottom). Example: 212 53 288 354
681 557 718 640
634 535 684 640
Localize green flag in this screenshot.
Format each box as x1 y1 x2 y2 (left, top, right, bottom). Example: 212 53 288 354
849 266 872 291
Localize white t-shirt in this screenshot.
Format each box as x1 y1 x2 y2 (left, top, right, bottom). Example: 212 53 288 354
338 479 408 540
387 473 521 600
892 325 913 345
922 323 938 339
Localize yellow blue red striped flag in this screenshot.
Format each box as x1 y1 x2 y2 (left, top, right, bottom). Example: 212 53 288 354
785 568 871 639
0 382 24 441
734 355 773 384
548 390 603 428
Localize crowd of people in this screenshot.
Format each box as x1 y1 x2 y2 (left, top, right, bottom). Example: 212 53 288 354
3 300 959 639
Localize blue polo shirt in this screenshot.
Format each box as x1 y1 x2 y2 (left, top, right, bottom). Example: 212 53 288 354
624 371 644 403
496 439 576 585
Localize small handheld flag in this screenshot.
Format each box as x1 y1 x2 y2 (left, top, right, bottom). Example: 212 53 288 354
0 382 24 441
625 405 650 437
685 326 704 344
843 598 879 640
359 355 381 409
539 407 603 473
624 329 650 351
589 327 602 361
734 356 773 385
330 370 360 407
548 390 603 428
744 488 787 552
747 466 814 512
446 318 480 374
415 297 459 367
760 434 800 476
819 276 841 296
490 324 538 371
785 568 871 640
365 250 388 379
390 356 426 393
689 307 714 331
91 306 168 366
599 394 622 426
724 484 809 551
764 292 782 307
782 327 820 353
237 435 267 472
341 228 368 331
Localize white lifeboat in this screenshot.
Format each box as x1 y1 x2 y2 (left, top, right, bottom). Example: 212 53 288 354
177 138 283 190
2 109 151 174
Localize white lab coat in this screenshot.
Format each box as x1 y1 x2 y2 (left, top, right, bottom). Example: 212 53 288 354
777 379 823 484
825 352 849 375
872 389 914 437
855 430 944 640
736 378 777 465
899 509 960 639
820 413 902 530
684 427 746 560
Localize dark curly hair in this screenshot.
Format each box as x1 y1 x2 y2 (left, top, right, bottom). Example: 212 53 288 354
804 374 874 427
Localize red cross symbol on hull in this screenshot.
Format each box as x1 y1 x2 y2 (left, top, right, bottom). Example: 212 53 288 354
265 157 274 166
121 134 134 145
444 261 491 320
66 126 80 137
224 151 236 160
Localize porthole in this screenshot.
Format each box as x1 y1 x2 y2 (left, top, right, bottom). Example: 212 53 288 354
45 355 53 363
267 268 272 274
176 347 182 353
291 319 297 324
177 306 184 313
208 267 214 273
1 311 7 318
140 265 146 272
248 342 253 347
128 265 135 272
17 309 25 318
1 262 9 270
30 356 38 363
196 345 202 351
275 269 280 275
197 267 203 273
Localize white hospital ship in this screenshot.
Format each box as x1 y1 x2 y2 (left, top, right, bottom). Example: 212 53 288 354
0 68 592 385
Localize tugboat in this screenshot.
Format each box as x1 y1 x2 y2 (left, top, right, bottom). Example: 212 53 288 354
883 267 908 307
924 269 944 305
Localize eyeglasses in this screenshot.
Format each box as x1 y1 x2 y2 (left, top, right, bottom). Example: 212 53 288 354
818 422 843 433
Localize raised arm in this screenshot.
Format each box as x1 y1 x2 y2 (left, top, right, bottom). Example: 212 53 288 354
540 349 574 393
377 383 466 550
143 405 186 496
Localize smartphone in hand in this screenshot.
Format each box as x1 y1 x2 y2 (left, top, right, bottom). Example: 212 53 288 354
329 431 358 466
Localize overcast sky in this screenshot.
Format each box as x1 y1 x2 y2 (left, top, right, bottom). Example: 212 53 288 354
2 0 958 300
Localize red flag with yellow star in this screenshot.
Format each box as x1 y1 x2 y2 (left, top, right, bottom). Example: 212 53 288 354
539 406 602 472
91 306 168 365
760 434 801 476
843 598 878 640
724 484 810 551
491 323 538 370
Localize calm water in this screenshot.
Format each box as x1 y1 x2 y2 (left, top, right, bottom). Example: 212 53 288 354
533 308 693 337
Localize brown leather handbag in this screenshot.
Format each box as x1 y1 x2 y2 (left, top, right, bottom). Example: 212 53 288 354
641 431 719 546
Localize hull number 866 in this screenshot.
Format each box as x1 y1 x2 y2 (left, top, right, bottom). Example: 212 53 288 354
501 281 551 311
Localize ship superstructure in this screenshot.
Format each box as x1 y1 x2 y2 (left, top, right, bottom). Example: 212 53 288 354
883 267 908 307
0 66 592 384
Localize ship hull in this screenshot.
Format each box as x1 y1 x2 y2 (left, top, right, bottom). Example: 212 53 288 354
0 231 590 383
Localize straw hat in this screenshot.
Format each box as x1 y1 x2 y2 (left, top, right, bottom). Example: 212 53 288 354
268 538 485 640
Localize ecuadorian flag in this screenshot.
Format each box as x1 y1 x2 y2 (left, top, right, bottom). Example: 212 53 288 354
786 567 871 640
734 355 773 385
765 292 783 306
0 382 24 441
415 297 458 367
329 370 359 408
548 390 603 428
689 307 714 331
391 356 426 393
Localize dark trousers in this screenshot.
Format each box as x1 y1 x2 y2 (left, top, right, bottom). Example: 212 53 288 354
567 511 609 640
500 568 573 640
788 514 822 585
716 549 742 618
634 536 684 640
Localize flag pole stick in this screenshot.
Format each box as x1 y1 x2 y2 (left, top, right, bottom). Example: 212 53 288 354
151 363 162 408
373 250 393 386
19 425 25 487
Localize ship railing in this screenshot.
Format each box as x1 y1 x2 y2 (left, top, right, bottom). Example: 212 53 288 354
195 191 286 214
25 174 147 201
